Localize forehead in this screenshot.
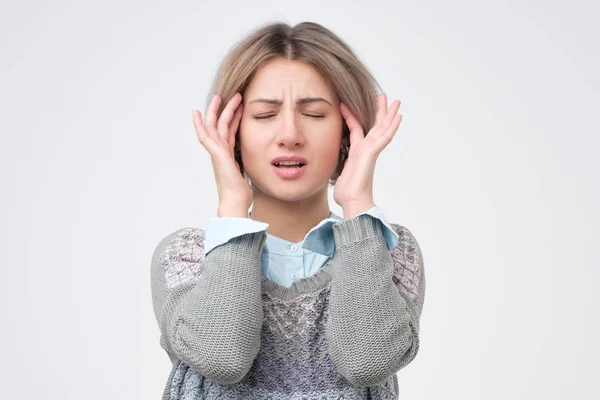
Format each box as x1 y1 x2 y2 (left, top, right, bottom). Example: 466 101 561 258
245 58 336 99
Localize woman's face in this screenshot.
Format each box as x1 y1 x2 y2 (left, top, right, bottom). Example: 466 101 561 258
239 57 343 202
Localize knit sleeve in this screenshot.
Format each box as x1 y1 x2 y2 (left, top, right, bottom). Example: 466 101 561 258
150 227 266 385
326 214 425 387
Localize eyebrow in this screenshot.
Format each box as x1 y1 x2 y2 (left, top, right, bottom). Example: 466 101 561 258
248 97 333 106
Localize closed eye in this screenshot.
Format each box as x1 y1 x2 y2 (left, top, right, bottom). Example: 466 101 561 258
254 114 324 120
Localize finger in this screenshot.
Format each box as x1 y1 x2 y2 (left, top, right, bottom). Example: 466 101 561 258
217 92 242 141
339 102 364 146
193 109 215 152
339 102 363 134
228 103 243 153
204 94 221 133
373 93 387 128
229 103 243 140
382 100 401 128
389 114 402 136
192 109 205 142
382 114 403 144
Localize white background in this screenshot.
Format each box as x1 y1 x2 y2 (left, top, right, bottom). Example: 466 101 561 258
1 0 598 398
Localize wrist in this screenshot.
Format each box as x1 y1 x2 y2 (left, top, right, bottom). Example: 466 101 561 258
217 204 249 218
342 200 376 219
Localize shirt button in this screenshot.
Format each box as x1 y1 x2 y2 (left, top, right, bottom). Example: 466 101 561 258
290 245 298 251
291 274 297 279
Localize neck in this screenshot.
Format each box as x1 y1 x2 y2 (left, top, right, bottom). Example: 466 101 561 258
249 187 331 243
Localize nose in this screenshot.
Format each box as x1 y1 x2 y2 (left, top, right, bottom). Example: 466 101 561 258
275 109 305 149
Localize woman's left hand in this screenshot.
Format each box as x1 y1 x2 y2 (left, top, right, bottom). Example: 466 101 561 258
334 93 403 219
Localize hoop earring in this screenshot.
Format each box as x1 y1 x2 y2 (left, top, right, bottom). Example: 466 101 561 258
340 145 349 157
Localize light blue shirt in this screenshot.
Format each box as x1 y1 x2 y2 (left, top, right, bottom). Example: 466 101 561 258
203 206 399 288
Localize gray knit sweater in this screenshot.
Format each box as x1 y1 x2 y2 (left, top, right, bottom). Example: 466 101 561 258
150 214 426 399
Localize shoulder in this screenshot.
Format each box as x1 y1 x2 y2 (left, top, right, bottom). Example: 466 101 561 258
151 227 207 288
388 223 422 260
152 227 206 260
388 223 424 300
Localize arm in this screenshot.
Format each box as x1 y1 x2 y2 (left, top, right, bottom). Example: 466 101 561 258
326 214 426 387
150 226 267 385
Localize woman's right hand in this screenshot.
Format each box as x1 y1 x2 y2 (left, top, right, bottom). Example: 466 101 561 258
193 92 252 216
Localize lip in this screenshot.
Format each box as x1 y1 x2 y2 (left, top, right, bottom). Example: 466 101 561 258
271 163 307 179
271 155 308 165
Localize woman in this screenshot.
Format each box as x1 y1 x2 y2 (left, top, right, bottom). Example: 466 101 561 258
151 21 425 399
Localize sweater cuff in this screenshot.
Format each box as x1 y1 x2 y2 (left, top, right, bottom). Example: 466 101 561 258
332 214 385 248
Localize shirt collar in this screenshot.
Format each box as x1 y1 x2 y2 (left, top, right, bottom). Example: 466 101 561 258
249 210 343 257
300 211 342 257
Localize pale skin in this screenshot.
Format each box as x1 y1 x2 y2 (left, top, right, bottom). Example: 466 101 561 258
192 57 402 243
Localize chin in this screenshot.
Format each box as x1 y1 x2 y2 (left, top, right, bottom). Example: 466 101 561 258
249 172 329 202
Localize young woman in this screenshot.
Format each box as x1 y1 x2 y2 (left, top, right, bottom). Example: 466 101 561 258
151 21 425 399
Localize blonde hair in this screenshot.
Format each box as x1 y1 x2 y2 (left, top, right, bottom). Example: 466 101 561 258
206 21 382 186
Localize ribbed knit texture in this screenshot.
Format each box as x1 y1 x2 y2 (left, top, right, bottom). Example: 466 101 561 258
150 214 425 399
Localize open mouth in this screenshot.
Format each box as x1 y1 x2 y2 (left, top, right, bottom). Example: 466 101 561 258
271 161 307 179
272 162 307 168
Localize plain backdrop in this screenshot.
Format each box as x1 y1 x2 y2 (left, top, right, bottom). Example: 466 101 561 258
1 0 598 398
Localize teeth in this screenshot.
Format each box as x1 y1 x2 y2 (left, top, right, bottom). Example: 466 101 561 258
275 161 304 166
